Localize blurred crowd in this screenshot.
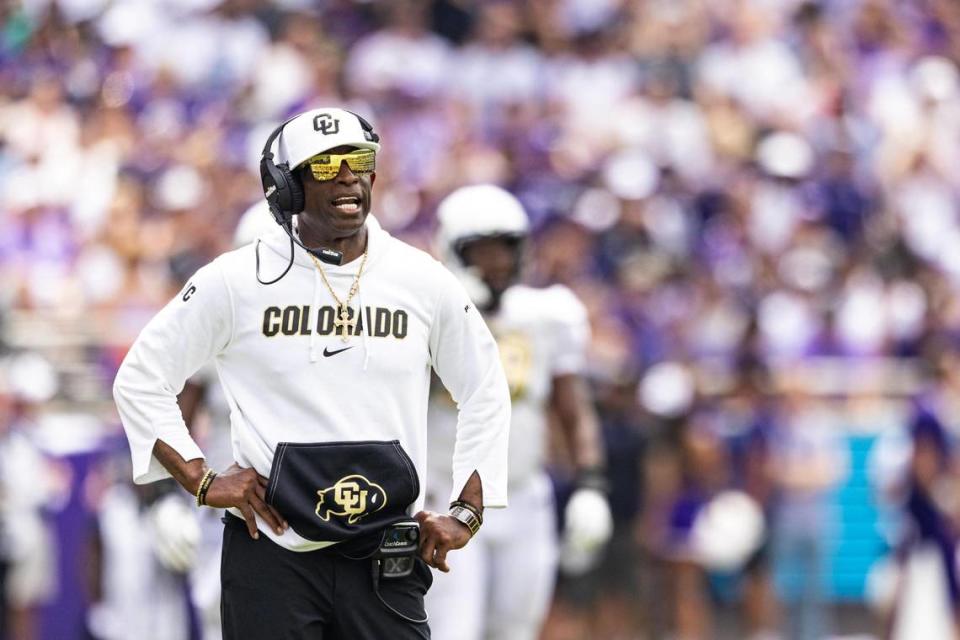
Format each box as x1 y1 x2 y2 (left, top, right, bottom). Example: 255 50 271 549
4 0 960 638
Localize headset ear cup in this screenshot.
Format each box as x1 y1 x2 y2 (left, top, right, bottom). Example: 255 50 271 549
261 158 305 225
281 165 305 217
261 158 287 225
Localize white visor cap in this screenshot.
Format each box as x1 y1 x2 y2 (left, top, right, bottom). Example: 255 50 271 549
272 108 381 169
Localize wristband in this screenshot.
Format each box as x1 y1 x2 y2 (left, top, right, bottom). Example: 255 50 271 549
448 504 481 536
575 466 609 493
195 469 217 507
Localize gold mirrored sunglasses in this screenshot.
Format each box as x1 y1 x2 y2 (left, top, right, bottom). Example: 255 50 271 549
305 149 376 181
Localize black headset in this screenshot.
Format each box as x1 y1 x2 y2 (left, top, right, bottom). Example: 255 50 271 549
255 110 380 284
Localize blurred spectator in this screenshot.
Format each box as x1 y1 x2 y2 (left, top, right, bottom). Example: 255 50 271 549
0 353 65 640
704 362 781 640
875 349 960 639
769 375 850 640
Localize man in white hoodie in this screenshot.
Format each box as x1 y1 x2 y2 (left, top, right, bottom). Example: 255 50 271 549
113 108 511 639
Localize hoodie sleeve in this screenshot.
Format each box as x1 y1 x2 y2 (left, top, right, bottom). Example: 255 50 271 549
113 259 234 484
429 270 511 508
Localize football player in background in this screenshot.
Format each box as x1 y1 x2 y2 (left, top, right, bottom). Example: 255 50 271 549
88 476 200 640
89 204 274 640
425 185 613 640
174 201 277 640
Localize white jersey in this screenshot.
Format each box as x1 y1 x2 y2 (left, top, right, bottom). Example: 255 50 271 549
428 284 589 492
114 215 511 552
90 486 193 640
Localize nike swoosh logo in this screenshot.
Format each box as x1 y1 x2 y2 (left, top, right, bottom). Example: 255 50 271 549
323 346 354 358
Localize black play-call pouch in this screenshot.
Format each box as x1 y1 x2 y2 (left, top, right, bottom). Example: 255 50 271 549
265 440 420 545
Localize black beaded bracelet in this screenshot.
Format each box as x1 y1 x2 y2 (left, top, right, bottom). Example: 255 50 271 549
195 469 217 507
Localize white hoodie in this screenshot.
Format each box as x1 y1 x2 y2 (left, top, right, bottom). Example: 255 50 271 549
113 215 511 551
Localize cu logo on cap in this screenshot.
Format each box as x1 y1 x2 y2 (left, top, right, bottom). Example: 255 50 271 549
313 113 340 135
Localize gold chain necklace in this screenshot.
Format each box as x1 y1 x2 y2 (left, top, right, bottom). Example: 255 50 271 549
309 247 369 342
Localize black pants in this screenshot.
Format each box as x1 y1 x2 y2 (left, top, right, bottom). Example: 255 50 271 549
221 515 431 639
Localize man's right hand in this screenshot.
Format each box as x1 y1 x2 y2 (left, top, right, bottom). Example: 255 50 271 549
204 463 288 539
152 440 288 540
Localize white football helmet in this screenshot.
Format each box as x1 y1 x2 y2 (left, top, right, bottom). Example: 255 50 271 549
436 184 529 262
435 185 530 306
234 200 277 248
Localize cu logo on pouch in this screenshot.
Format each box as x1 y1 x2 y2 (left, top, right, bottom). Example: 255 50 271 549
316 474 387 525
313 113 340 135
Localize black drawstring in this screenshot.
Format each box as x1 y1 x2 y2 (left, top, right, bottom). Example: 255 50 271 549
255 232 295 285
256 219 344 285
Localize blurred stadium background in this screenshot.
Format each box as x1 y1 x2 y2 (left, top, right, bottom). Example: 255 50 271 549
3 0 960 638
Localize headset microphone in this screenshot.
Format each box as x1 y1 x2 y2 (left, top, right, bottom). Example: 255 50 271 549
279 219 345 266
